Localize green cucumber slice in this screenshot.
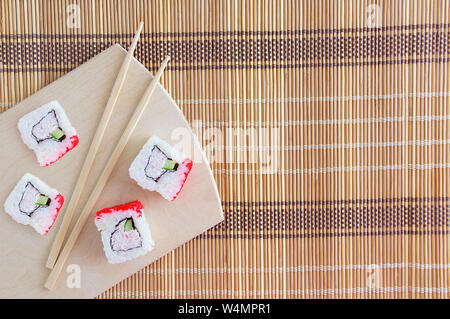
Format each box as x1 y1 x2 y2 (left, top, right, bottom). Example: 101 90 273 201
36 194 50 206
163 159 178 171
50 127 66 141
124 218 133 232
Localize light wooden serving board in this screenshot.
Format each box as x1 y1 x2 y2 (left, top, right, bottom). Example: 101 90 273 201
0 44 223 299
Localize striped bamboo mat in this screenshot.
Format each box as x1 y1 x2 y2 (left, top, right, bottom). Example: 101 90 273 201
1 0 450 299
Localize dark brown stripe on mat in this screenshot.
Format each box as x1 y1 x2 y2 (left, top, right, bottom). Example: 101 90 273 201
222 197 450 206
3 58 450 73
203 229 450 239
2 31 449 71
216 203 449 231
1 22 449 39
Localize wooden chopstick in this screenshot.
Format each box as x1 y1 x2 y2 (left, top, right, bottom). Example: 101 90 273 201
45 22 144 269
45 56 171 290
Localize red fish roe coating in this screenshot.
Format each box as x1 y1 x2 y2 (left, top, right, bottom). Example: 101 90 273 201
170 159 193 201
43 135 79 167
95 200 144 220
43 193 65 234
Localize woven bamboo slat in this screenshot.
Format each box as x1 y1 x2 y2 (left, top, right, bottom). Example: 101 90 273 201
1 0 450 299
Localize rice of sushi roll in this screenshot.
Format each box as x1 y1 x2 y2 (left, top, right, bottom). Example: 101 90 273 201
3 173 64 235
94 200 154 264
129 136 193 201
18 100 79 166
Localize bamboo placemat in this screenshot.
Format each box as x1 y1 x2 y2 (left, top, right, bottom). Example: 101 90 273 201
1 0 450 299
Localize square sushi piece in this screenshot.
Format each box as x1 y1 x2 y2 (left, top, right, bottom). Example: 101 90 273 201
18 100 79 166
3 173 64 235
94 200 154 264
129 136 193 201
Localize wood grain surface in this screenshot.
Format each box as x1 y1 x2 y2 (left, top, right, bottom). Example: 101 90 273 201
0 44 223 298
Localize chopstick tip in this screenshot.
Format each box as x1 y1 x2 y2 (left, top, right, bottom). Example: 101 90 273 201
136 22 144 34
128 22 144 51
44 278 55 291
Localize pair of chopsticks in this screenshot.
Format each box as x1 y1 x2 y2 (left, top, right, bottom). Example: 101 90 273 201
45 22 170 290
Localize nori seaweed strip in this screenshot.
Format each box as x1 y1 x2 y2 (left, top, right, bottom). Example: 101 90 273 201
144 145 178 182
109 218 143 252
31 109 65 143
18 182 47 216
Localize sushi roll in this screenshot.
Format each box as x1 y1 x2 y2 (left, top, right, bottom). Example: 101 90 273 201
94 200 154 264
3 173 64 235
129 136 193 201
18 100 79 166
